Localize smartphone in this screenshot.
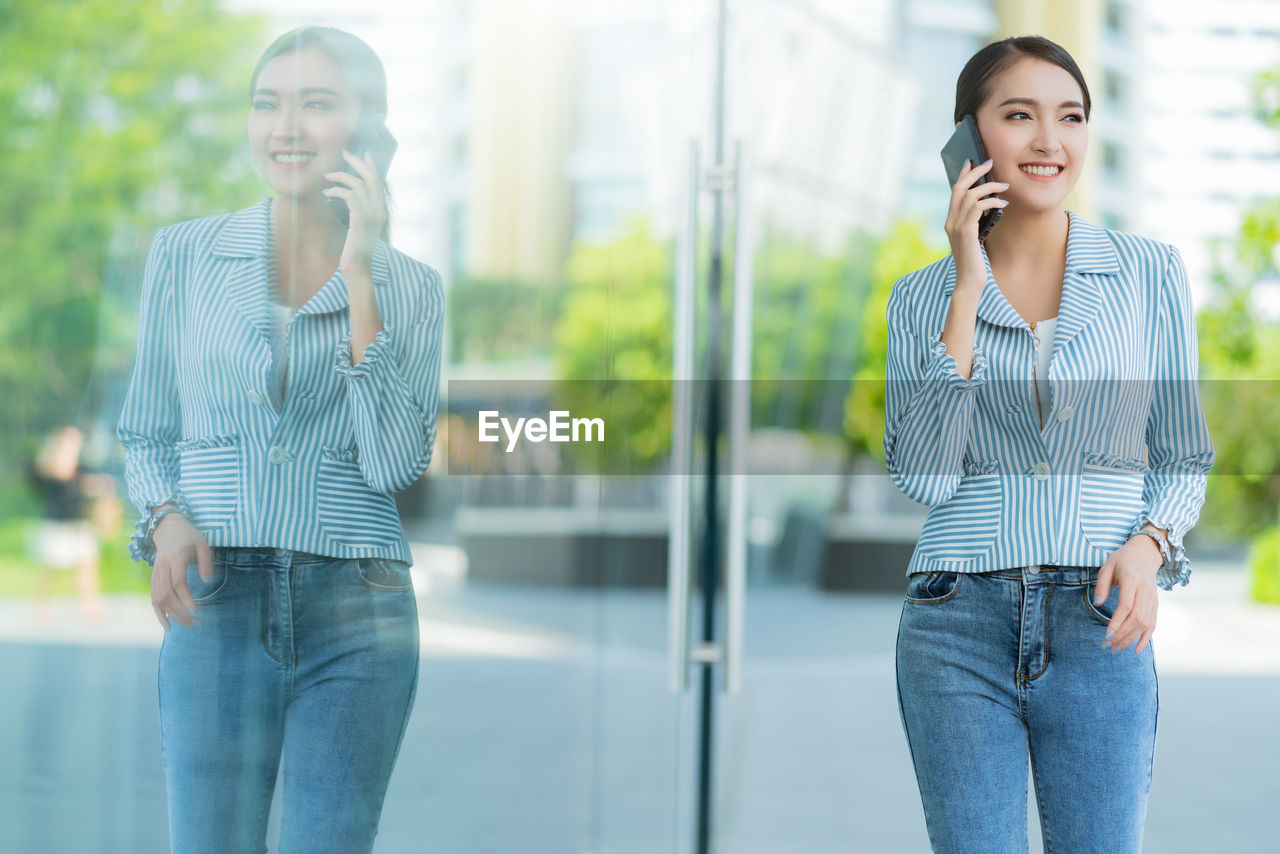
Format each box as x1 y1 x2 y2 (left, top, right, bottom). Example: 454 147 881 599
325 113 398 227
940 114 1002 242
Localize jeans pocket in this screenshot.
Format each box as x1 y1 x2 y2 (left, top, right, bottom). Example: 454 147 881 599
356 558 415 592
905 571 962 604
1084 580 1120 625
184 559 230 604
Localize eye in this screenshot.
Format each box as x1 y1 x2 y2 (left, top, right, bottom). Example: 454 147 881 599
304 100 331 109
252 100 274 110
1063 113 1085 122
1006 110 1031 120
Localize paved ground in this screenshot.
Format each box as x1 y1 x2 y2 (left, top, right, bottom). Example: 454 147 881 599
1 551 1277 853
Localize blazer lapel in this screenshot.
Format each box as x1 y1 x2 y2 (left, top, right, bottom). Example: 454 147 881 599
210 198 394 334
941 245 1024 330
295 241 392 318
1053 210 1119 355
940 210 1119 345
211 198 273 345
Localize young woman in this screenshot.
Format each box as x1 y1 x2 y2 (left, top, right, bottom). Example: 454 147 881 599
116 27 444 853
884 36 1214 852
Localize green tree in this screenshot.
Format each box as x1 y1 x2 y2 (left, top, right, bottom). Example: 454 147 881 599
842 219 948 460
1 0 266 511
448 276 566 364
552 220 673 472
1193 58 1280 602
749 231 875 436
551 221 885 474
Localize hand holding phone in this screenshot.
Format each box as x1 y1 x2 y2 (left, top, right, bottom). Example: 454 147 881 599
941 114 1006 244
325 113 398 227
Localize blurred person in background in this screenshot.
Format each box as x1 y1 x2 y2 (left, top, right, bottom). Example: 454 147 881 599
27 423 110 623
116 26 443 854
883 36 1213 853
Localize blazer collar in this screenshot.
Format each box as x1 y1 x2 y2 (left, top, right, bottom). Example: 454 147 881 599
211 198 391 342
941 210 1118 347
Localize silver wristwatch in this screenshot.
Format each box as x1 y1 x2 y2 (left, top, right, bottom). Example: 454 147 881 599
1132 529 1171 567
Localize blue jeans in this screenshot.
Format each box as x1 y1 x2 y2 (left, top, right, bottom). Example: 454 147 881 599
158 547 419 854
895 564 1157 853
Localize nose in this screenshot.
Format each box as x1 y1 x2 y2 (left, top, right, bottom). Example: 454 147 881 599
1032 122 1061 156
271 102 301 139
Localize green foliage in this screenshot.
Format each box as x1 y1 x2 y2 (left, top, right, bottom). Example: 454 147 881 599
448 277 567 363
552 220 674 471
1197 59 1280 584
0 0 267 501
1248 526 1280 606
748 231 876 433
843 220 948 458
549 221 887 472
1196 203 1280 544
0 517 148 596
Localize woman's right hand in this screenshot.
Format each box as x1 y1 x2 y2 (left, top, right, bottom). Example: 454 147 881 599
150 513 212 631
944 158 1009 291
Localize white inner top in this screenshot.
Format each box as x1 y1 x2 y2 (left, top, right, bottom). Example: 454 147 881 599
267 297 294 412
1030 315 1058 428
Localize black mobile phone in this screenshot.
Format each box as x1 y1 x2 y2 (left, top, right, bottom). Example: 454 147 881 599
325 113 398 227
940 114 1002 242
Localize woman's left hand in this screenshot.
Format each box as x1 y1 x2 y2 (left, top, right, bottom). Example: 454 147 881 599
323 150 386 277
1093 537 1162 655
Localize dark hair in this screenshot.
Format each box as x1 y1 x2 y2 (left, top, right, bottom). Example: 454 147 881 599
250 27 394 242
954 35 1091 125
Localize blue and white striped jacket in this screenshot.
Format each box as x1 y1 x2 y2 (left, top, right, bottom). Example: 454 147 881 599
883 210 1214 590
117 197 444 566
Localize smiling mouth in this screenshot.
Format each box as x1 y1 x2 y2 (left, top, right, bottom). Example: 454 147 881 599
1019 164 1062 177
272 153 316 164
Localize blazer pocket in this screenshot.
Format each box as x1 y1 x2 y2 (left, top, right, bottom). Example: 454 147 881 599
176 434 240 534
916 473 1002 562
316 447 403 548
1078 451 1147 554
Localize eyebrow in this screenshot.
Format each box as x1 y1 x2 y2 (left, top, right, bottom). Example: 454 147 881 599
997 97 1084 109
252 87 340 97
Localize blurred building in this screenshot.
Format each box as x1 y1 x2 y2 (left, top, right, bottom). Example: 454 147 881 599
1131 0 1280 312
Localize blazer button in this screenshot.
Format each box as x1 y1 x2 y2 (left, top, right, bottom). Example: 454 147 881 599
248 390 265 406
1032 461 1050 481
268 445 289 464
1055 405 1074 421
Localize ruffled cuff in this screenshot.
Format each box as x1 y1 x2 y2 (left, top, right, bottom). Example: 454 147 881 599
129 493 193 567
927 330 988 388
335 327 394 378
1128 514 1192 591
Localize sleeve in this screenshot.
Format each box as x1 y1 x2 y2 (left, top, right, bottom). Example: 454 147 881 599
333 266 445 493
882 274 989 506
115 226 191 565
1126 245 1215 590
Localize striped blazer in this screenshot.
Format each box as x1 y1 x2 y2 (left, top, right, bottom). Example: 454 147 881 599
117 197 444 566
883 210 1214 590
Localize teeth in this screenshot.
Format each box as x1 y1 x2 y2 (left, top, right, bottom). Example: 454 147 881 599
1020 165 1061 177
273 153 314 164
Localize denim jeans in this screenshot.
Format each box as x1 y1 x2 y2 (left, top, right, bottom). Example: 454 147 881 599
895 564 1157 853
158 547 420 854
